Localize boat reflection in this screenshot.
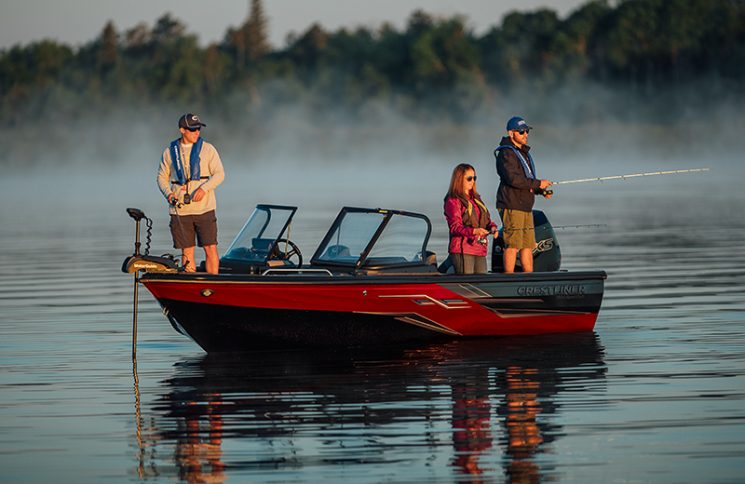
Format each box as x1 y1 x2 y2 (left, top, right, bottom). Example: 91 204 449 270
134 333 605 482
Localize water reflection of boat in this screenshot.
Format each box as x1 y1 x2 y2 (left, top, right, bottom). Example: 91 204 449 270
136 334 606 481
123 205 606 351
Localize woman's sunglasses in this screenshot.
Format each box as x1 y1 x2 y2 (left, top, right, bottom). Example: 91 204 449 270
466 176 477 182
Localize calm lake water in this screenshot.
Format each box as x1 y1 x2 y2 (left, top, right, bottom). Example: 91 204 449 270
1 157 744 482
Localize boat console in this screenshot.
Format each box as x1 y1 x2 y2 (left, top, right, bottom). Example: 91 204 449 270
218 204 438 275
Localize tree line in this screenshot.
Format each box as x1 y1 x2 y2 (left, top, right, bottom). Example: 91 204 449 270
1 0 744 127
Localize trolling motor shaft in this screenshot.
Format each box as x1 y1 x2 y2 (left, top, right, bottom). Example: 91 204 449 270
123 208 179 359
127 208 145 256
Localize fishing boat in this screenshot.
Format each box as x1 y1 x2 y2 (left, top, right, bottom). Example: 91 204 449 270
122 204 606 352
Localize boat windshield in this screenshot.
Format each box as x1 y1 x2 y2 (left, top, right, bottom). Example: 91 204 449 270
312 208 431 268
223 205 297 264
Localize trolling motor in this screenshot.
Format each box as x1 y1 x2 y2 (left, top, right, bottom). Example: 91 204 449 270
122 208 178 359
491 210 561 272
122 208 179 274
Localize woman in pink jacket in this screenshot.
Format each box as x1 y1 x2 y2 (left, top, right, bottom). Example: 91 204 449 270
444 163 498 274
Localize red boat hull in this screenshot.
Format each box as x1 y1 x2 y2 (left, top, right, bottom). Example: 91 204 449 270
141 271 605 352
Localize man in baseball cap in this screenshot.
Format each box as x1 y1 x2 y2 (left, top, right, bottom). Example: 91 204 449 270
157 113 225 273
493 116 553 273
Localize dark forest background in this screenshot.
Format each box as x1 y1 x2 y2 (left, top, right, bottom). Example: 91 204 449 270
1 0 744 167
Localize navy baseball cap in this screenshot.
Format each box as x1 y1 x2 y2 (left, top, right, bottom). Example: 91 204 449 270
506 116 532 132
178 113 206 129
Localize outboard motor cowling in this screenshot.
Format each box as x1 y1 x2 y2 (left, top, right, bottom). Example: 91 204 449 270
491 210 561 272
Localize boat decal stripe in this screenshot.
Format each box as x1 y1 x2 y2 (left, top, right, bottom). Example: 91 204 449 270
377 294 469 309
352 311 461 335
394 316 462 336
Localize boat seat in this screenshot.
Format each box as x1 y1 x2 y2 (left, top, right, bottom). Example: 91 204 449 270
251 237 276 255
323 244 350 259
437 255 454 274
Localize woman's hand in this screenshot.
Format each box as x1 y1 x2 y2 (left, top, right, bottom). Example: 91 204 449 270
473 228 490 237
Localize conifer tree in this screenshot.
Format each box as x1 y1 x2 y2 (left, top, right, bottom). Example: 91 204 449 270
244 0 270 62
97 21 118 73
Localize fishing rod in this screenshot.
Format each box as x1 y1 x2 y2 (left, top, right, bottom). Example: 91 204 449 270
502 224 607 232
552 224 607 230
551 168 709 186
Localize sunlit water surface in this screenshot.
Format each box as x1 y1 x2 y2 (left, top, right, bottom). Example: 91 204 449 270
1 159 744 482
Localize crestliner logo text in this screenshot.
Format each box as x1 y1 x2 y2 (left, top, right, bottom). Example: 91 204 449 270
517 284 586 296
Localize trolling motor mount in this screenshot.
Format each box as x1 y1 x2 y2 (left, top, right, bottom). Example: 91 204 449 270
122 207 179 274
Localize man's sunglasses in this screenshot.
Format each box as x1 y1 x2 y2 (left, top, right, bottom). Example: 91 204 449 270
466 175 477 182
517 129 530 135
185 126 201 132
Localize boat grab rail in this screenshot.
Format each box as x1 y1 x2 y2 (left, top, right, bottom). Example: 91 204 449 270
261 268 334 276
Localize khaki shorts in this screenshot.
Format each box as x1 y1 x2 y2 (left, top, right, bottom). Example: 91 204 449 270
498 208 535 249
170 210 218 249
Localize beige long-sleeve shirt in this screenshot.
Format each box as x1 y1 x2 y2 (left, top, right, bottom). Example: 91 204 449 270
157 140 225 216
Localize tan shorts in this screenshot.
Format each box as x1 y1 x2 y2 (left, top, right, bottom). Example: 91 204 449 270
498 208 535 249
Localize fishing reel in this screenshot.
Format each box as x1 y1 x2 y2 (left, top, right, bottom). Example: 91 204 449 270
169 196 190 208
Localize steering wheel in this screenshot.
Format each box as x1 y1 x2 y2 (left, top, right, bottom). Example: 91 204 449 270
268 238 303 267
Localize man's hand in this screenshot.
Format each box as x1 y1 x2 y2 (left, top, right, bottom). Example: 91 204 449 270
191 188 206 202
539 179 553 190
167 193 177 205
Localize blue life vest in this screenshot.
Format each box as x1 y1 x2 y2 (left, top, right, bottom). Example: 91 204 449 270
169 137 203 185
495 145 536 179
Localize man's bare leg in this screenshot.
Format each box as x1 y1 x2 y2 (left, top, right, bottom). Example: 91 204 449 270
204 244 219 274
503 248 518 273
182 246 197 272
520 248 534 273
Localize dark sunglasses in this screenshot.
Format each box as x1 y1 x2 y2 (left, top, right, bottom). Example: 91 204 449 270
466 175 477 182
185 126 201 132
517 129 530 135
